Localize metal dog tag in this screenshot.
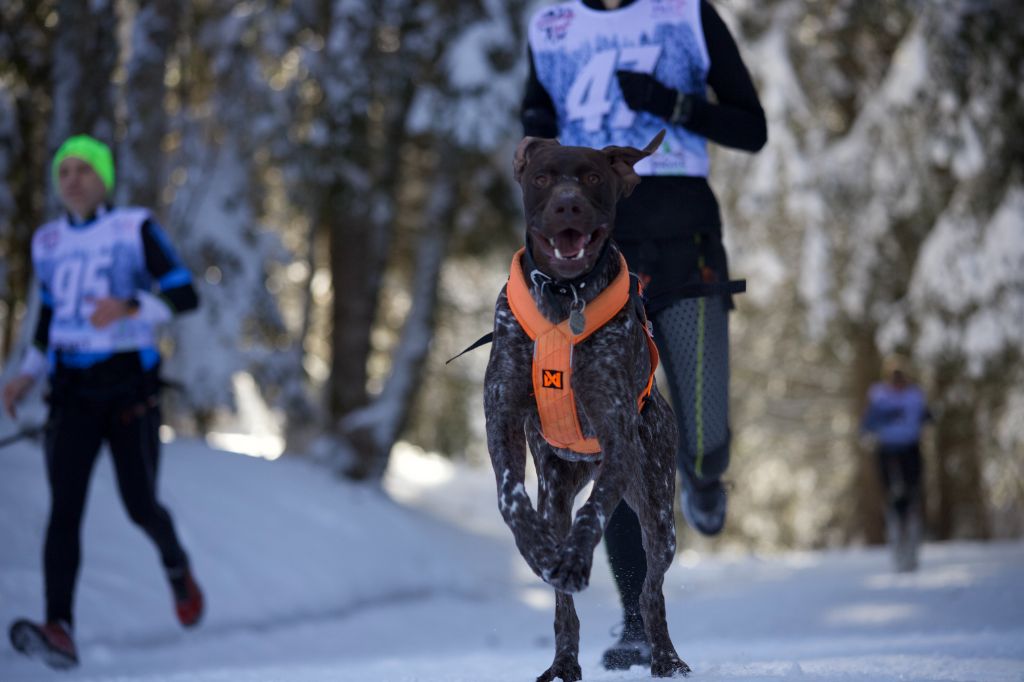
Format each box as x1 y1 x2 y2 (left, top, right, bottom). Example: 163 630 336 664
569 308 585 335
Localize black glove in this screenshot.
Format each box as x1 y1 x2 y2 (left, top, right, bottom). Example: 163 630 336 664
522 108 559 138
616 70 692 125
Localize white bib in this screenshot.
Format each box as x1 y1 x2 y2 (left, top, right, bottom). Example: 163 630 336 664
32 207 158 354
529 0 710 176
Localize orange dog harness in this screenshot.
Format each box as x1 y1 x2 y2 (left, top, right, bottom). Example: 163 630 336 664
506 248 659 455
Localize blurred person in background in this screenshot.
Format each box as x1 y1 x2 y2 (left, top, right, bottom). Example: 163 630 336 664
521 0 766 669
860 354 933 573
2 134 204 670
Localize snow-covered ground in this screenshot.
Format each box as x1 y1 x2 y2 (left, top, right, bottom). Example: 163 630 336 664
1 437 1022 682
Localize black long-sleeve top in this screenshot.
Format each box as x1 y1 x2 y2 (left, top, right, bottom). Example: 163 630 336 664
522 0 767 238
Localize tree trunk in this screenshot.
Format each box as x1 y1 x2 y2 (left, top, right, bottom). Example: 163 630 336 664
48 0 118 159
0 89 29 365
118 0 180 211
325 182 384 418
848 324 886 545
0 5 53 364
325 79 414 422
931 364 991 540
342 150 457 480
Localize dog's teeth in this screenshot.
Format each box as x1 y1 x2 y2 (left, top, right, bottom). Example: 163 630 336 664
548 238 556 247
553 245 586 261
584 234 592 245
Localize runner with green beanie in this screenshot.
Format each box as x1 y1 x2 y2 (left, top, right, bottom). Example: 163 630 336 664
51 134 115 194
5 133 205 671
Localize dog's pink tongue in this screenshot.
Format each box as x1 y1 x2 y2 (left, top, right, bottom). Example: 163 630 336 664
554 229 587 256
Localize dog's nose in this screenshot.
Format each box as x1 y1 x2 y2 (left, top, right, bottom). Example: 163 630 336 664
551 190 584 216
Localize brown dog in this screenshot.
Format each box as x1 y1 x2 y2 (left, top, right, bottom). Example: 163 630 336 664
483 131 689 680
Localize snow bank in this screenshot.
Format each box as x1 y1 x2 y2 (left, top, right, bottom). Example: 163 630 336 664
0 437 502 654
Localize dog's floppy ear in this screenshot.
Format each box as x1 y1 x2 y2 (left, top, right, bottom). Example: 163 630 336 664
514 136 560 184
600 129 666 198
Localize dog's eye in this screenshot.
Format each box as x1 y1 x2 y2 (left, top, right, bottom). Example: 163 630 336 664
585 173 602 186
533 173 550 188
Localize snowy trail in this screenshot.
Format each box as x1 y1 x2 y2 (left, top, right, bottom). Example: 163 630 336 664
9 542 1023 682
1 440 1022 681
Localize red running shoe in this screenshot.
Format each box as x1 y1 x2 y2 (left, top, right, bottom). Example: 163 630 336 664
169 567 205 627
9 618 78 670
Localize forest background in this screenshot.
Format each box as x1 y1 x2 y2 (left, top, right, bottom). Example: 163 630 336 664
1 0 1021 551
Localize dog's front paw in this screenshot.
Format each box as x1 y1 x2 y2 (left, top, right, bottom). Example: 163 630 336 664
651 652 690 678
536 656 582 682
543 543 593 593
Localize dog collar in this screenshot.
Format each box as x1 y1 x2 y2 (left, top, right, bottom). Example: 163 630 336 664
522 240 617 334
522 237 613 291
509 247 629 344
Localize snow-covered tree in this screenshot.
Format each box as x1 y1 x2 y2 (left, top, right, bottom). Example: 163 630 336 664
117 0 180 211
158 1 290 429
712 0 1024 546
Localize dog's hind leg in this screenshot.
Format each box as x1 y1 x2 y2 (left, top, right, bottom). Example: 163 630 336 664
536 591 582 682
632 496 689 677
627 399 691 677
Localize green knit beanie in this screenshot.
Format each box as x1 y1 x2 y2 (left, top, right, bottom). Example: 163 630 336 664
52 134 115 193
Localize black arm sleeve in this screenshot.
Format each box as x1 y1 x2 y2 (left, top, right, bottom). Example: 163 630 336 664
141 219 199 314
521 47 560 138
685 0 767 152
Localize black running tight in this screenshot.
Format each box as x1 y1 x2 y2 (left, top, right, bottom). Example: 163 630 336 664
43 366 187 624
652 295 731 480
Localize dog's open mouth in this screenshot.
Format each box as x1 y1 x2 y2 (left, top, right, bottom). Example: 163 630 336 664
536 227 606 261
